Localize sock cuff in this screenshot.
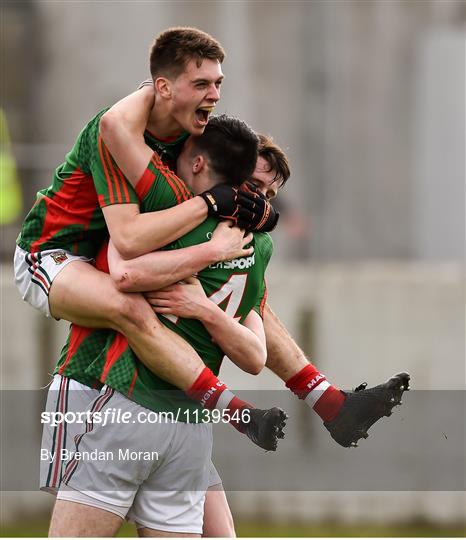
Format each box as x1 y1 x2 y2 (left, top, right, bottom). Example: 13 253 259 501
286 363 328 400
186 367 217 399
285 364 318 390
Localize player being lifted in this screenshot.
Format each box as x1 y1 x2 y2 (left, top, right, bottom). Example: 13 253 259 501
49 115 287 537
15 28 285 452
16 22 409 481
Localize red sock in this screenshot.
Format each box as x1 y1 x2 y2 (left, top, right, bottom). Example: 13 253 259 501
186 367 252 431
286 364 345 422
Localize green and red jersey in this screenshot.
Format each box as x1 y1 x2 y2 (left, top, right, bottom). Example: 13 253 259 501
53 150 194 388
53 157 272 419
84 223 272 419
16 108 188 258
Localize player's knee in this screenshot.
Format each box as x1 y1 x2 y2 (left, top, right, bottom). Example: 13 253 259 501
109 294 159 334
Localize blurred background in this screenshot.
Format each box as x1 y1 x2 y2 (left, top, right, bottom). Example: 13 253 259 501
1 0 465 536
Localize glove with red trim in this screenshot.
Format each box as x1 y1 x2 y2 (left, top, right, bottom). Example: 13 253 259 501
237 181 280 232
200 184 240 222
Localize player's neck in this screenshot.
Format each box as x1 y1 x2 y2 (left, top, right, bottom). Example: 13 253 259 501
146 101 183 140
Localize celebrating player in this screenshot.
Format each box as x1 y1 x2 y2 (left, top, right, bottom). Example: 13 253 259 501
15 27 280 444
48 115 287 537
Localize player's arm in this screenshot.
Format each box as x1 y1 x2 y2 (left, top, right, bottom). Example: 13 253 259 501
102 200 208 260
108 222 254 292
148 278 267 375
99 86 154 186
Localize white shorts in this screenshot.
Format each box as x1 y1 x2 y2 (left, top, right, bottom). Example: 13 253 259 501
40 375 100 494
14 245 92 317
56 385 214 534
40 375 222 494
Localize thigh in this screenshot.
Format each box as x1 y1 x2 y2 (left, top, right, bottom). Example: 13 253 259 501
49 259 158 334
128 423 212 536
137 526 199 538
203 485 236 538
48 498 123 537
40 375 100 494
49 260 118 325
61 388 170 510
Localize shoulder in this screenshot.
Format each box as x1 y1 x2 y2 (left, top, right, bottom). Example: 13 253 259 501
254 232 274 258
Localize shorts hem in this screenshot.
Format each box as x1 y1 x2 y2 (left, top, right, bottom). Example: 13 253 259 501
133 515 202 535
58 487 129 520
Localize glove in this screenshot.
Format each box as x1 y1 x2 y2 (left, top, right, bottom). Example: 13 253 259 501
237 182 280 232
200 184 240 221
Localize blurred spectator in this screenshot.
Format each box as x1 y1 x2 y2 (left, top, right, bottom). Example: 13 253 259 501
0 108 22 225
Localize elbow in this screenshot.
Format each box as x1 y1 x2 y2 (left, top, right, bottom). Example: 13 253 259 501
112 236 142 260
245 350 267 376
99 109 122 141
110 265 136 293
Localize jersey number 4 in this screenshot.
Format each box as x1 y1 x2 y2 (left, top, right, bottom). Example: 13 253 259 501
163 274 248 324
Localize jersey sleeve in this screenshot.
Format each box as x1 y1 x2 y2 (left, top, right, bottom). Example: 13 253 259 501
83 111 139 208
253 233 274 318
137 152 193 214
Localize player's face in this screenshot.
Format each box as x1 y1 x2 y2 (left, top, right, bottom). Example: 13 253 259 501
169 59 224 135
249 157 280 200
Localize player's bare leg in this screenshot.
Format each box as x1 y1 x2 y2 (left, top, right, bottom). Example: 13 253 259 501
48 500 123 537
137 527 199 538
263 303 410 447
49 262 286 450
202 486 236 537
49 261 203 388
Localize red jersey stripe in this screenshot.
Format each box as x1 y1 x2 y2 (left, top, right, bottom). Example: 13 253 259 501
152 153 191 202
152 158 184 204
259 279 268 318
102 141 132 204
101 333 130 382
58 325 93 374
105 143 132 204
128 367 138 398
98 136 115 204
103 144 123 204
135 166 155 201
150 155 182 205
30 169 97 253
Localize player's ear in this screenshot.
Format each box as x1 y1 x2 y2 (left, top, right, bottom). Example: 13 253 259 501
155 77 172 99
192 155 205 174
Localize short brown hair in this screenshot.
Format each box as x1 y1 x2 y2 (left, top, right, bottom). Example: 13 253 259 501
257 134 290 187
150 27 225 80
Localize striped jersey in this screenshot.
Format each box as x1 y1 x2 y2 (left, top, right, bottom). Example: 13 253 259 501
54 159 272 418
84 225 272 419
53 151 195 389
16 108 188 258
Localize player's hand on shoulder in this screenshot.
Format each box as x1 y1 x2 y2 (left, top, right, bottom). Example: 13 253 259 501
210 221 254 262
200 184 240 221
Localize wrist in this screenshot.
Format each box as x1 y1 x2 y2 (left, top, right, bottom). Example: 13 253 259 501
206 238 228 264
194 195 210 218
198 300 221 325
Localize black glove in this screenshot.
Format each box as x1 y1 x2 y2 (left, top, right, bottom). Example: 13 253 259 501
237 182 280 232
200 184 240 221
